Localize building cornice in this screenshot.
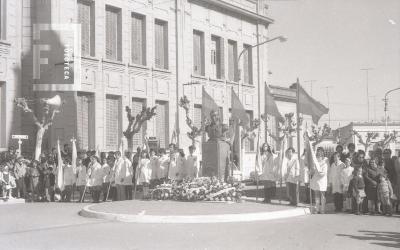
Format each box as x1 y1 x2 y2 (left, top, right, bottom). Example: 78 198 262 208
192 0 274 25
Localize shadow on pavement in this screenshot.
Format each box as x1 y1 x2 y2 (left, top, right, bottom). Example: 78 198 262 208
337 230 400 248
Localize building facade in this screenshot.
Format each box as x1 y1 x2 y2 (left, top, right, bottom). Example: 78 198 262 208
338 122 400 157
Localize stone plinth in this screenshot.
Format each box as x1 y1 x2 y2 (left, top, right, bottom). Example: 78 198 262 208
202 140 230 179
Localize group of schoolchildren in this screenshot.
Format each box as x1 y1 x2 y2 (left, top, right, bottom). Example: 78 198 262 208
0 143 200 203
259 142 400 215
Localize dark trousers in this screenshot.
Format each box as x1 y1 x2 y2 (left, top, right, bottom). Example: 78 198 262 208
287 182 298 206
61 185 72 202
263 181 276 202
91 186 101 203
102 182 110 201
125 185 133 200
333 193 343 212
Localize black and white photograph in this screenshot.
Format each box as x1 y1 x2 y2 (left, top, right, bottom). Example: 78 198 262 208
0 0 399 249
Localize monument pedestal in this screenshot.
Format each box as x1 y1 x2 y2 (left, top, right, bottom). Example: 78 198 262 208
202 140 230 179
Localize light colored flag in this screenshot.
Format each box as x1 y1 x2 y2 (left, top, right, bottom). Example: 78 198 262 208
57 139 64 191
265 84 284 123
71 138 77 168
95 145 100 158
290 81 329 124
231 88 249 128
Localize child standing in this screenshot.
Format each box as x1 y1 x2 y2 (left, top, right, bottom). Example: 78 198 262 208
75 158 87 202
377 174 393 216
186 146 199 179
348 168 366 215
340 157 354 212
0 164 16 200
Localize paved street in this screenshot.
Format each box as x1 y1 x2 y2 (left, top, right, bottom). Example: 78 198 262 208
0 202 399 250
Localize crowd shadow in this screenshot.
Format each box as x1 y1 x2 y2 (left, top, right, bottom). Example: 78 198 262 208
337 230 400 248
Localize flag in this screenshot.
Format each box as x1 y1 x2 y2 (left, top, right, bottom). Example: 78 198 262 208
254 127 262 176
304 134 320 173
201 86 220 122
290 81 329 124
56 139 64 191
118 135 125 156
71 138 77 169
171 120 178 145
265 84 284 122
95 145 100 158
231 88 249 127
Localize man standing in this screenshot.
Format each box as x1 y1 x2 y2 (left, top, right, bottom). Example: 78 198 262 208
14 157 27 199
383 149 396 189
123 152 133 200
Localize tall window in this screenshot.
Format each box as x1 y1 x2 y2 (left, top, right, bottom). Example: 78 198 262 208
211 36 224 79
154 19 168 69
156 101 169 149
131 13 146 65
243 44 253 85
105 95 120 151
132 98 146 150
105 6 121 61
228 40 238 82
193 30 204 76
76 93 93 150
0 0 6 40
78 0 95 56
0 82 4 147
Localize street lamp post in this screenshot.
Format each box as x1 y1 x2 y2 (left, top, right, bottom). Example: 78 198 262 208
383 87 400 134
237 36 287 99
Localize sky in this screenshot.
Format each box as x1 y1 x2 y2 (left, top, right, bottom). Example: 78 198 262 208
266 0 400 128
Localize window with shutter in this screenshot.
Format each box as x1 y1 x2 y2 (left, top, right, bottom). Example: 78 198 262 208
77 94 91 150
106 96 120 151
243 44 253 85
0 0 2 40
211 36 224 79
193 30 204 76
228 40 238 82
131 13 146 65
132 98 146 150
156 101 169 149
193 104 202 129
106 6 121 61
78 0 93 56
0 83 3 147
155 20 168 69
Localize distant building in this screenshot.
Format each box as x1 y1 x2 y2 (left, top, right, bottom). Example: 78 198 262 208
338 122 400 157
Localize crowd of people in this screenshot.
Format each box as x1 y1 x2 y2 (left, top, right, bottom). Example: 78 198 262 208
0 143 200 203
259 142 400 215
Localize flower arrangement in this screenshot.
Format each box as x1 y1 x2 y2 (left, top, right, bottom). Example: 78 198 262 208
151 177 243 202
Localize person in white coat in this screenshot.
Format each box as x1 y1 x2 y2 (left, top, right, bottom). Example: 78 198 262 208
138 151 151 197
185 146 199 179
168 149 179 180
259 143 279 203
340 157 354 212
61 158 76 202
87 156 103 203
310 147 329 214
113 151 126 201
283 147 300 206
123 152 133 200
101 157 112 202
158 149 169 180
330 152 346 212
149 149 159 181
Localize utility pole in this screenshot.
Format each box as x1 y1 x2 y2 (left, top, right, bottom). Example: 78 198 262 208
370 95 377 122
361 68 373 122
304 80 316 97
324 85 333 127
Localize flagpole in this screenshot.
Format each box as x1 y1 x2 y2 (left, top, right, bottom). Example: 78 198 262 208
296 78 301 206
255 126 261 202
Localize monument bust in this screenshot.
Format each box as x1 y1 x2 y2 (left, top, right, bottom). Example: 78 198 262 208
205 110 228 141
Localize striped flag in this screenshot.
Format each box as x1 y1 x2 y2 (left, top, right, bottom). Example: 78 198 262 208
71 138 77 169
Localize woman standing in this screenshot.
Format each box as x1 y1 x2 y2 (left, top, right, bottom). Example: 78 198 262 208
310 147 329 214
259 143 278 203
283 148 300 206
330 152 345 212
393 155 400 213
138 151 151 197
363 156 380 214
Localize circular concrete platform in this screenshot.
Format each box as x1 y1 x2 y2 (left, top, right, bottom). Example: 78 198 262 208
80 200 311 224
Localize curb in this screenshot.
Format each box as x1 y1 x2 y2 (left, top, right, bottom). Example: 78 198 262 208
80 204 311 224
